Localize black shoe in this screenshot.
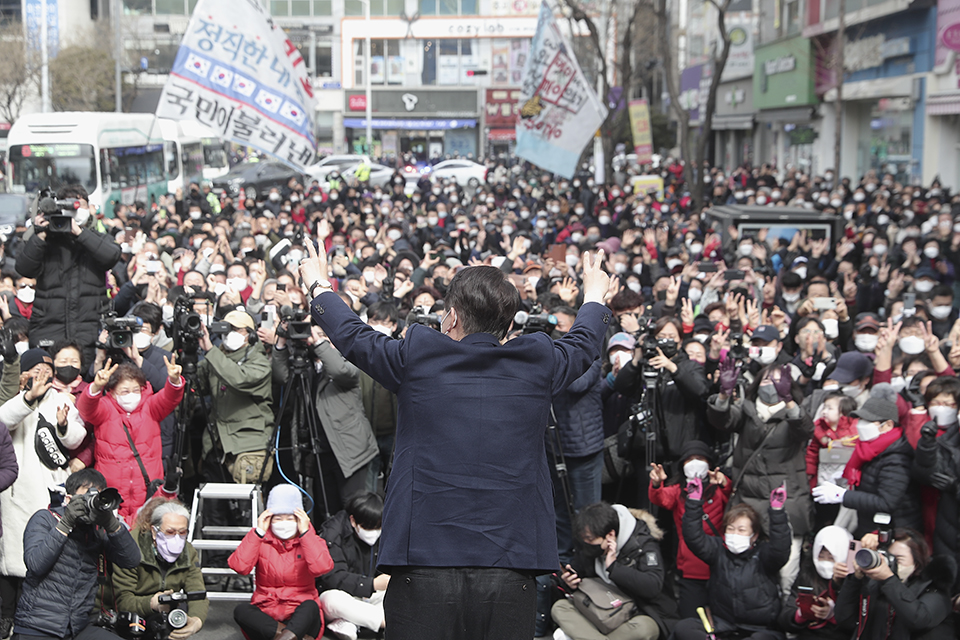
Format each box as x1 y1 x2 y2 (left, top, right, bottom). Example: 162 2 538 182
1 616 14 639
203 575 225 591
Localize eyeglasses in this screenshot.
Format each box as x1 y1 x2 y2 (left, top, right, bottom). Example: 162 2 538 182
799 328 824 336
155 527 188 538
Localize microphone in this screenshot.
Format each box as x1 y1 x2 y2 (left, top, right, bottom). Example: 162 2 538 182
514 310 529 326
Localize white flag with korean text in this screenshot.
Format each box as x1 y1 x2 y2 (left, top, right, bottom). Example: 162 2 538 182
156 0 317 171
515 1 607 179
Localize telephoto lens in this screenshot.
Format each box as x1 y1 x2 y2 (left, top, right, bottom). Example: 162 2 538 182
166 609 189 630
855 548 885 570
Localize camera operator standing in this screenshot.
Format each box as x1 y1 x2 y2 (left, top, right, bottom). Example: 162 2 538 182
15 186 122 365
12 469 140 640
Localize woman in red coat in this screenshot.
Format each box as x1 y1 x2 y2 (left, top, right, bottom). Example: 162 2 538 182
230 484 334 640
76 357 183 524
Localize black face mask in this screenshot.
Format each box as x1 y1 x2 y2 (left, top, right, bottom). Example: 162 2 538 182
657 338 678 359
55 365 80 384
757 384 780 405
656 290 667 302
581 543 604 559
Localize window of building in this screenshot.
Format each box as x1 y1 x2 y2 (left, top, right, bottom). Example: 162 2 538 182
785 0 801 35
419 0 476 15
356 39 403 85
346 0 402 15
156 0 186 14
271 0 289 14
0 0 21 22
491 38 530 85
420 38 479 86
122 0 150 14
314 0 332 15
315 45 332 77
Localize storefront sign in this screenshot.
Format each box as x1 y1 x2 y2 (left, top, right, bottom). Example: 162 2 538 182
845 35 885 71
938 0 960 65
628 99 653 163
763 55 796 75
343 118 477 130
630 175 665 199
349 95 367 111
722 18 756 81
484 88 521 127
680 64 704 121
343 89 478 117
754 37 815 109
944 23 960 51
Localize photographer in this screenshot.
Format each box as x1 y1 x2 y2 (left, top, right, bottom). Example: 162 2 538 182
834 529 955 639
16 185 122 363
271 320 377 516
12 469 140 640
110 499 206 640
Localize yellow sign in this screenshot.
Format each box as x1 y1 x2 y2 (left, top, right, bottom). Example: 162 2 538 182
628 99 653 164
630 175 665 200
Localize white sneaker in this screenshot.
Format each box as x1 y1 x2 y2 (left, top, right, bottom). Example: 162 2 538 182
325 618 359 640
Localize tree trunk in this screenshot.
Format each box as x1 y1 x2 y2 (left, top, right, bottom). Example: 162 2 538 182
655 0 694 189
833 0 845 178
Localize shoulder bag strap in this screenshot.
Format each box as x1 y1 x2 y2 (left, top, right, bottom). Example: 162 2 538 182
120 419 160 498
729 420 779 498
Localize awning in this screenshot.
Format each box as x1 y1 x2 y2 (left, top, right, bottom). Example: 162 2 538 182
712 114 754 130
927 94 960 116
488 128 516 141
343 118 477 130
755 106 816 123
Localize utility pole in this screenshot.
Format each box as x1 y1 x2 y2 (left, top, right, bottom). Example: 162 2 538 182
40 0 49 113
365 0 372 156
114 0 122 113
833 0 845 179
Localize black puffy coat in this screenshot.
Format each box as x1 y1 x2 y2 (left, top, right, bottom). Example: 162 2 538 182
914 426 960 590
551 360 604 458
14 506 141 637
16 228 121 355
568 508 678 639
614 354 710 462
318 510 381 599
682 498 791 633
708 395 815 536
834 556 956 640
843 435 921 538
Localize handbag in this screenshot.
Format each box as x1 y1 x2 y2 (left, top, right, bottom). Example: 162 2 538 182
570 577 635 634
34 414 69 470
602 433 634 484
227 450 274 484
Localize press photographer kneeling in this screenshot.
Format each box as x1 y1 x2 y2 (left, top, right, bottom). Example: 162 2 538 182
13 469 140 640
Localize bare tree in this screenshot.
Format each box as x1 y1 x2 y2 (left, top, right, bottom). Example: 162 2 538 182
0 23 38 123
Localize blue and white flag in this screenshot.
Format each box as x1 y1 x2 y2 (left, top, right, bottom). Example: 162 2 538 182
156 0 317 170
515 1 607 179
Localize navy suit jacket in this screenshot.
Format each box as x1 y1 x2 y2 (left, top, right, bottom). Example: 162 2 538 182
310 291 611 572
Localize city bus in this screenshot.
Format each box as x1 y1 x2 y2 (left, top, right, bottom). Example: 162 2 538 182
159 118 205 195
5 112 167 214
201 134 229 181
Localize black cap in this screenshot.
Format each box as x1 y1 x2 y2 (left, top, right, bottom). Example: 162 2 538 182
678 440 714 466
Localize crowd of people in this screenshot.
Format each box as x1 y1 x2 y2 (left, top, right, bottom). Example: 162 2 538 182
0 153 956 640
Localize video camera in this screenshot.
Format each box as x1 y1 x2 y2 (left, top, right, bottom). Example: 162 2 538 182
36 188 83 233
112 591 207 640
727 331 749 361
101 313 143 350
855 513 896 573
513 304 558 335
408 305 442 331
277 305 311 341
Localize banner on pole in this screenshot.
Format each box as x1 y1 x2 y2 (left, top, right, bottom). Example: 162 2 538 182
628 99 653 164
514 1 607 179
156 0 317 171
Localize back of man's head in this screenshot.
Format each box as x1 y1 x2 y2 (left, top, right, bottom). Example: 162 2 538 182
444 266 520 340
65 468 107 496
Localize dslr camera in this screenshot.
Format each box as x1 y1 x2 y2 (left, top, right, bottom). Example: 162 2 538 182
101 313 144 350
408 305 442 331
36 188 84 233
855 513 896 573
114 591 207 640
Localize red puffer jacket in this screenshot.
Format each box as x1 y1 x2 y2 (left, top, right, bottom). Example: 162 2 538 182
76 378 183 522
229 526 334 633
649 478 731 580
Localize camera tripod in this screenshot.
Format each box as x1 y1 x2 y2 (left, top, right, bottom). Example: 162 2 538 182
260 338 332 523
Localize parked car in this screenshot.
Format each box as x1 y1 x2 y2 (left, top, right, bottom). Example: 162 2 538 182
304 154 370 182
340 162 395 188
427 159 488 187
212 161 303 198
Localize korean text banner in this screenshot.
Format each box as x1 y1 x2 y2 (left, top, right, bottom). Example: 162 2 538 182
156 0 317 171
515 1 607 179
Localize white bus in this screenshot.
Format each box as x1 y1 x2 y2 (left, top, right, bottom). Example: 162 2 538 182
6 112 166 214
159 118 204 195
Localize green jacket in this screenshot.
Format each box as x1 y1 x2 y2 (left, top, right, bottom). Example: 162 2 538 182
198 343 273 457
0 354 19 405
109 528 209 622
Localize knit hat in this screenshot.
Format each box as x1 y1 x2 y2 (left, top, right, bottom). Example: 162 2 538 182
20 348 52 374
851 383 899 425
607 332 636 352
266 484 303 515
678 440 714 466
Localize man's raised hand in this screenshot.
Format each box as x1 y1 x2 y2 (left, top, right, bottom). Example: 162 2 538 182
582 249 613 305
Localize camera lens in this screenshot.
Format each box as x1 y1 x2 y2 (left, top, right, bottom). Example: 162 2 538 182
92 487 122 512
167 609 188 630
855 548 883 570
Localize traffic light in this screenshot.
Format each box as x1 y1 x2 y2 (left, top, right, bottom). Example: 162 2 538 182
466 69 488 77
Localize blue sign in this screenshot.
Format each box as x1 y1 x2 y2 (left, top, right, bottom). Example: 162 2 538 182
25 0 58 58
343 118 477 130
140 56 149 70
321 81 341 89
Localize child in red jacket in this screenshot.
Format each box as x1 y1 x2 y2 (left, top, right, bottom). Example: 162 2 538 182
230 484 334 640
648 440 730 619
806 393 858 489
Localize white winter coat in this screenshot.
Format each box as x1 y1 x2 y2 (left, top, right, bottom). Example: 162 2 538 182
0 389 85 576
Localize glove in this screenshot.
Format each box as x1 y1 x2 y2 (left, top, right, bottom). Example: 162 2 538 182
686 477 703 501
812 482 846 505
57 496 90 535
163 468 182 495
0 327 16 365
920 420 939 441
929 471 958 492
92 506 122 533
718 358 739 396
770 483 787 509
773 365 793 402
904 378 925 408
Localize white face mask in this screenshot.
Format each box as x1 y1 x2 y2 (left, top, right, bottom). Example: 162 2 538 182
74 208 90 226
924 246 940 259
930 305 953 320
565 254 579 267
355 525 381 546
598 215 611 225
133 331 152 351
815 559 836 580
855 334 879 352
666 258 683 271
690 243 703 255
915 280 935 294
227 277 248 292
115 391 142 413
739 244 754 256
15 341 29 355
725 533 752 554
794 267 808 280
223 331 247 352
842 384 862 398
889 376 906 393
627 282 642 293
387 229 403 242
688 288 702 304
928 405 958 427
536 219 548 230
370 323 393 336
873 242 888 255
571 232 584 243
609 351 632 369
822 318 839 339
752 346 778 366
683 459 709 480
782 291 801 303
899 335 925 355
270 519 298 540
857 419 881 442
16 286 35 304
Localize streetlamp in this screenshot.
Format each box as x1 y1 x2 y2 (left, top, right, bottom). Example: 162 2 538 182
354 0 373 156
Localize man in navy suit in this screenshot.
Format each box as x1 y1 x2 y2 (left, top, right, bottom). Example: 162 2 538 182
299 225 613 640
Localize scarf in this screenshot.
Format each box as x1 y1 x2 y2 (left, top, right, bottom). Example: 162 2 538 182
14 298 32 319
842 428 902 487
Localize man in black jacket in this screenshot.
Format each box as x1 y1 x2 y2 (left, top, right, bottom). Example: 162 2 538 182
554 502 678 640
16 185 122 366
13 468 140 640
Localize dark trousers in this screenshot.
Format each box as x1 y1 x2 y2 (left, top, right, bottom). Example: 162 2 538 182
383 567 535 640
0 576 21 618
12 622 120 640
672 618 785 640
677 577 710 619
234 601 321 640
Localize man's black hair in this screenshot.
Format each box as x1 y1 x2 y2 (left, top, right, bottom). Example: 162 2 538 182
932 285 953 300
781 271 802 289
345 492 384 530
65 468 106 495
574 502 619 540
444 266 520 340
552 306 577 319
5 317 29 341
56 184 89 202
131 302 163 334
228 261 249 275
368 301 399 325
